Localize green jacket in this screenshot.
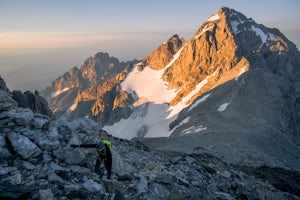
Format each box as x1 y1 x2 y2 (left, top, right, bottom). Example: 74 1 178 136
97 139 112 161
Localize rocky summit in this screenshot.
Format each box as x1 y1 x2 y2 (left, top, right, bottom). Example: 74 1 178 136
1 86 300 199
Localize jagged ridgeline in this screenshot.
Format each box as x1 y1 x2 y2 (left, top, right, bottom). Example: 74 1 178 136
41 7 300 169
1 6 300 199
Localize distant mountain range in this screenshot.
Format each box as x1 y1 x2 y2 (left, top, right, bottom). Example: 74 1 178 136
41 7 300 170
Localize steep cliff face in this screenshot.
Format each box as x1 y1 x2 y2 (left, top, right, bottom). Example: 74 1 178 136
137 34 185 70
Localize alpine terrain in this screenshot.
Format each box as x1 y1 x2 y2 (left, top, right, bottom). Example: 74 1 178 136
1 76 300 199
41 7 300 171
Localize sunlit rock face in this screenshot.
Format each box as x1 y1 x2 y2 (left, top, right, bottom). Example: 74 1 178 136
41 53 137 123
137 34 186 71
40 7 300 172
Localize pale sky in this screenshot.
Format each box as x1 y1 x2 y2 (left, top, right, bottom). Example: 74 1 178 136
1 0 300 91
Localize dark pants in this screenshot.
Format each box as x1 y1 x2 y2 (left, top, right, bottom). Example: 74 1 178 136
95 157 112 179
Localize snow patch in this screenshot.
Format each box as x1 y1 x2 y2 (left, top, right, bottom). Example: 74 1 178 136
104 103 176 139
251 25 268 48
121 66 176 104
188 93 211 111
269 33 276 41
51 87 70 98
182 125 207 135
235 66 248 81
194 26 213 39
164 47 184 69
230 17 245 34
217 103 230 112
207 14 220 22
121 48 184 105
167 69 218 119
170 116 191 131
230 20 240 34
179 116 190 125
251 26 276 48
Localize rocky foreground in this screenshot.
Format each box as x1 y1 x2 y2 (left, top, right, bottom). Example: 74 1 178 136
0 89 300 200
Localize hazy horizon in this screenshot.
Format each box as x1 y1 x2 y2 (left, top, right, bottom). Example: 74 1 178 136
1 0 300 91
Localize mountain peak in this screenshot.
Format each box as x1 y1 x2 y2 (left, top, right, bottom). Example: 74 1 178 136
162 6 299 107
168 34 182 41
217 6 247 19
137 34 185 71
215 7 296 54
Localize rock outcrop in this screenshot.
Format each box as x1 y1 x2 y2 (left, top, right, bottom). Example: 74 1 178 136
0 75 9 92
1 88 300 199
0 75 53 118
11 90 53 119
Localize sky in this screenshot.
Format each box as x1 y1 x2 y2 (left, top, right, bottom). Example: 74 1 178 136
1 0 300 91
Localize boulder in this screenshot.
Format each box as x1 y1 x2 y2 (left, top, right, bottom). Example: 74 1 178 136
0 135 12 158
111 149 125 175
2 173 22 185
69 118 99 135
30 113 51 130
136 176 148 195
4 108 34 127
38 189 54 200
7 132 42 159
83 179 106 193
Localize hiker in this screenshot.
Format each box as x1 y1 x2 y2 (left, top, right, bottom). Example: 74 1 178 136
71 130 112 179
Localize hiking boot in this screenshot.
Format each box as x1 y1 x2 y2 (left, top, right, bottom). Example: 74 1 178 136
107 174 111 179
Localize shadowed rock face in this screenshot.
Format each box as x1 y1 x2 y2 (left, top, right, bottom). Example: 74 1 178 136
1 89 300 199
0 75 53 118
11 90 53 119
0 75 9 92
